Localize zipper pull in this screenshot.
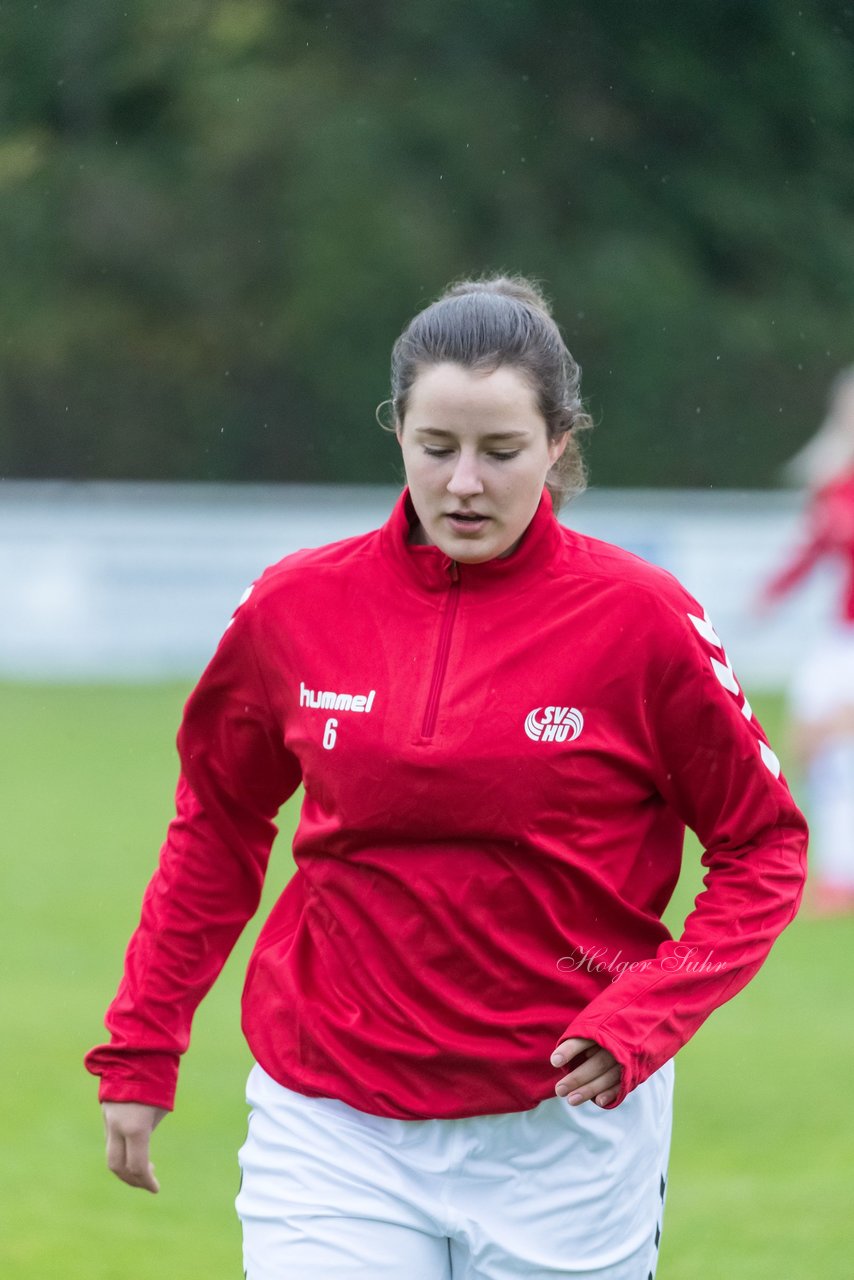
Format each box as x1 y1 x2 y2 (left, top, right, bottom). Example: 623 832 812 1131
448 560 460 583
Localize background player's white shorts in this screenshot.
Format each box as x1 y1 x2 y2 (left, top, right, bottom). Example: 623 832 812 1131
236 1060 673 1280
788 623 854 723
788 624 854 887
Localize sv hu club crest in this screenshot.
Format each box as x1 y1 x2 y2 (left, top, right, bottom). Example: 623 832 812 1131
524 706 584 743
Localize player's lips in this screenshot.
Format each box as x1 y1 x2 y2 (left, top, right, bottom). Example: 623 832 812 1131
445 510 490 533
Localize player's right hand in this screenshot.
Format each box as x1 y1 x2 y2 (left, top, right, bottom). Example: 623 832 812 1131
102 1101 168 1193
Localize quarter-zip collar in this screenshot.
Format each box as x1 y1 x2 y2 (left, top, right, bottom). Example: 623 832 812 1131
380 487 566 594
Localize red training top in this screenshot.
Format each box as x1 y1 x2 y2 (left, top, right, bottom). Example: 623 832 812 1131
85 490 807 1118
762 467 854 622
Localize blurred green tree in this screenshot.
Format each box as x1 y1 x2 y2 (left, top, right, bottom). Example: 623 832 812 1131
0 0 852 486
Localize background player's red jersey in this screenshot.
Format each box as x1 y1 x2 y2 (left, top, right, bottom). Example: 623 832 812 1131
762 468 854 622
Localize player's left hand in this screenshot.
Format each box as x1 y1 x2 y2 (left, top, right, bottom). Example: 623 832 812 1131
550 1037 622 1108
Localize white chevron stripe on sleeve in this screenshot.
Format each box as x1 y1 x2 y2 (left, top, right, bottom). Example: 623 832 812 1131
710 655 740 695
687 610 723 648
759 741 781 778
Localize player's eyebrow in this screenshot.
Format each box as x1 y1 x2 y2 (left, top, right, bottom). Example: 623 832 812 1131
412 427 530 441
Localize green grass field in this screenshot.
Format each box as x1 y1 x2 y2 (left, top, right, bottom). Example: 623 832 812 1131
1 682 851 1278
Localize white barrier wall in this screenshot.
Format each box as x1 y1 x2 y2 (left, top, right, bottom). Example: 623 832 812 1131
0 482 841 689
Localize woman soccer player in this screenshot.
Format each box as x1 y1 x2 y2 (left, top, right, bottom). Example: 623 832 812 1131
87 277 807 1279
759 368 854 915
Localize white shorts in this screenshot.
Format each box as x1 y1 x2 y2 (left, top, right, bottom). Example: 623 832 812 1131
789 625 854 721
236 1061 674 1280
787 625 854 885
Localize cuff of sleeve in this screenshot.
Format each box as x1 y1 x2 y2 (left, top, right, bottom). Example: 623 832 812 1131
84 1045 179 1112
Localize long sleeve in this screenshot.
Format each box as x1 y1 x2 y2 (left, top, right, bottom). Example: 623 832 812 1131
760 480 854 604
761 533 824 603
84 593 302 1110
562 603 808 1106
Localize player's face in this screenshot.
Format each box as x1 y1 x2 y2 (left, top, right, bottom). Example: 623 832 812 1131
397 362 566 564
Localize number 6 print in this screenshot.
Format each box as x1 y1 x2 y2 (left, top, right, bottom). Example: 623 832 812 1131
322 718 338 750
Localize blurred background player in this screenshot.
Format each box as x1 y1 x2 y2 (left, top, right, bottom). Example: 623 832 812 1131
759 368 854 915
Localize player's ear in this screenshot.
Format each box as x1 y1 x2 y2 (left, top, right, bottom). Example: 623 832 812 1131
548 429 569 466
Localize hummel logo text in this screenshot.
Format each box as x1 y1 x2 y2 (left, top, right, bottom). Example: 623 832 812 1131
300 682 376 714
